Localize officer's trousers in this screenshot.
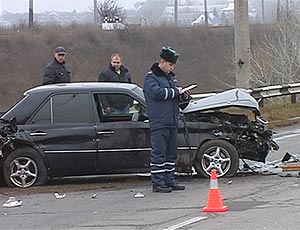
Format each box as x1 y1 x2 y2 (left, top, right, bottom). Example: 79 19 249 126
150 127 178 187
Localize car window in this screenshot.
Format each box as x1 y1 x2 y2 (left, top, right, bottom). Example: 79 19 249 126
30 99 51 124
53 93 90 123
30 93 90 124
94 93 147 122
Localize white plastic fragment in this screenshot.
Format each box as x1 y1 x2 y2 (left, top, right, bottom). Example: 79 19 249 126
2 197 22 208
92 194 98 199
134 192 145 198
240 152 300 175
54 193 65 199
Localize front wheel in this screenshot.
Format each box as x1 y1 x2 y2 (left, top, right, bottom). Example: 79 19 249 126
3 147 48 188
194 140 239 178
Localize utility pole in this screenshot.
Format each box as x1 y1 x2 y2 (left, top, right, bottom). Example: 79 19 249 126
277 0 281 22
234 0 251 88
261 0 265 24
286 0 289 19
29 0 33 29
94 0 97 25
174 0 178 26
204 0 208 26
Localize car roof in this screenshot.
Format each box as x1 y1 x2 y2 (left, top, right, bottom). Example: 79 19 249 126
24 82 140 95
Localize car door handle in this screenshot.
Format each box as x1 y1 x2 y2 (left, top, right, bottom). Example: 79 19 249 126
97 131 115 135
29 131 48 136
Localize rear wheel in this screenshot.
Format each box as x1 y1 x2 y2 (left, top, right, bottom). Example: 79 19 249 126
194 140 239 178
3 147 48 188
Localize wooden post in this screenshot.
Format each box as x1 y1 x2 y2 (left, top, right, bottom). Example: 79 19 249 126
261 0 265 23
94 0 98 25
291 94 296 104
174 0 178 26
29 0 33 29
204 0 208 26
277 0 281 22
286 0 289 19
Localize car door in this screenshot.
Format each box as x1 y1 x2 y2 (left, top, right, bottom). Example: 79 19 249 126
23 92 98 177
93 93 151 174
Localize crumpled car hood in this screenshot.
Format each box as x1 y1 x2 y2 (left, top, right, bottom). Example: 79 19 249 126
183 88 259 114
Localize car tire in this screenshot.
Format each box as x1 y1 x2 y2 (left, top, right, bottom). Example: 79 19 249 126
194 140 239 178
0 171 6 186
3 147 48 188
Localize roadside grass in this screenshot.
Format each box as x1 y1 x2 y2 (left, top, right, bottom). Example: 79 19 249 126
221 100 300 129
261 101 300 128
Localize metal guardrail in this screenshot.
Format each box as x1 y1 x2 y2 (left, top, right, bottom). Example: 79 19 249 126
250 83 300 99
191 82 300 101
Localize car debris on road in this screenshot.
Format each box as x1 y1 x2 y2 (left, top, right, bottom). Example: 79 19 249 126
134 192 145 198
2 197 22 208
54 192 66 199
240 152 300 177
92 194 98 199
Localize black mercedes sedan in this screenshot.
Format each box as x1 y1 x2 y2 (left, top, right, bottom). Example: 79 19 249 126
0 83 278 187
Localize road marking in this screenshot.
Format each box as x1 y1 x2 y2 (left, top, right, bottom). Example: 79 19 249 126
274 133 300 141
161 216 207 230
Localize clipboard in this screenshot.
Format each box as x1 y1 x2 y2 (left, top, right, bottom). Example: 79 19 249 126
182 84 197 93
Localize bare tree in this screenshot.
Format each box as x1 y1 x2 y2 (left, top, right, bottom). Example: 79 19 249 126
134 0 168 25
96 0 126 24
251 18 300 87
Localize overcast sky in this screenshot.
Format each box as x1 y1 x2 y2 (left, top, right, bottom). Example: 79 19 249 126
1 0 138 13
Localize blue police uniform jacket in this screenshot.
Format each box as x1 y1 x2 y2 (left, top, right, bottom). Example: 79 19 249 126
144 63 187 130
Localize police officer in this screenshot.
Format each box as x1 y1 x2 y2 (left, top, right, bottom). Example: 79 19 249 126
143 46 192 193
43 46 71 85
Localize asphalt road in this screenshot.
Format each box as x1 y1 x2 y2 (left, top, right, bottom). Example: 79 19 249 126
1 125 300 230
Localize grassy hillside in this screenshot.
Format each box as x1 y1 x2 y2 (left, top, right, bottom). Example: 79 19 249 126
0 24 235 110
0 24 299 125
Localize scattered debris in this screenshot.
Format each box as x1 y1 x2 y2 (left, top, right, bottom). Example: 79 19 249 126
228 180 232 185
241 152 300 177
2 197 22 208
134 192 145 198
92 194 98 199
54 193 65 199
278 172 300 177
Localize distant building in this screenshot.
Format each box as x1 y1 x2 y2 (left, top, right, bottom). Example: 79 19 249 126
162 3 227 26
102 16 127 30
191 12 222 27
0 3 12 27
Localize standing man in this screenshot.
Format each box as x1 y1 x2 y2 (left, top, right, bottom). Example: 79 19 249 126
98 53 132 114
43 46 71 85
143 46 192 193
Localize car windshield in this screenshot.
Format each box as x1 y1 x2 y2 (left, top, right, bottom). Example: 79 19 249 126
1 94 35 124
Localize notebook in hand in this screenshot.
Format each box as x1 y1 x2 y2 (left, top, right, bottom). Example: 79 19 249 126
182 84 197 93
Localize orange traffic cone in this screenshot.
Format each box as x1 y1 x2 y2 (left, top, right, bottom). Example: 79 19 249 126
202 169 228 212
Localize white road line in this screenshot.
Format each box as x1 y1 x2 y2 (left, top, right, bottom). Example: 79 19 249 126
161 216 207 230
274 133 300 141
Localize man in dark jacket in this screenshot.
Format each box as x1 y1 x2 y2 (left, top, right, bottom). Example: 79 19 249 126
43 46 71 85
143 46 193 193
98 53 132 114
